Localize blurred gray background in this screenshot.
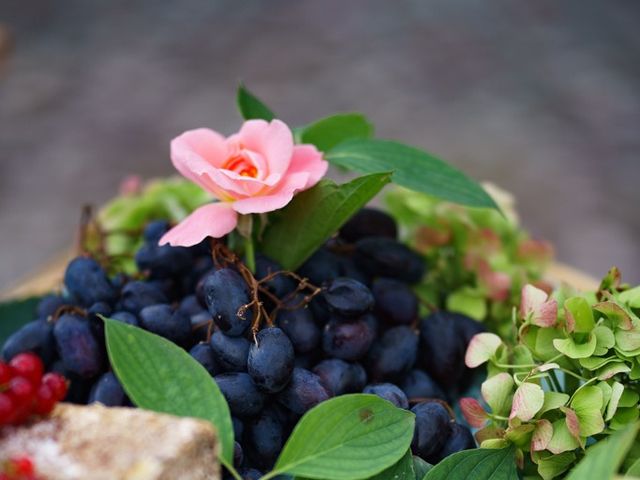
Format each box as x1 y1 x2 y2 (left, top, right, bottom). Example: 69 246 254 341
1 0 639 289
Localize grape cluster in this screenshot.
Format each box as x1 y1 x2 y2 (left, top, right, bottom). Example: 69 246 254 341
0 353 67 426
2 209 484 477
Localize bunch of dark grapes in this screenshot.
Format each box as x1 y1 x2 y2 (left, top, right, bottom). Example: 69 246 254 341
2 209 485 477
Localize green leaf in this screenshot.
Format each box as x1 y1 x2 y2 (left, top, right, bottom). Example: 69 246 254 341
268 394 414 480
298 113 374 152
566 422 639 480
446 287 487 321
413 456 433 479
368 449 415 480
259 173 392 271
325 139 498 210
423 445 517 480
103 318 235 468
236 83 275 121
0 296 40 345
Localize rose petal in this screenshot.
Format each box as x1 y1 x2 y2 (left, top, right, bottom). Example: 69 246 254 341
236 119 294 176
288 144 329 190
231 171 310 214
159 202 238 247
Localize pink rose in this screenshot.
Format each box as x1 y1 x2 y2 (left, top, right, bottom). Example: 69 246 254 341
160 119 328 247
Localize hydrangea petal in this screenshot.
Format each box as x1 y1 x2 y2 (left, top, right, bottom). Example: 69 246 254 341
465 332 502 368
459 397 488 428
509 382 544 422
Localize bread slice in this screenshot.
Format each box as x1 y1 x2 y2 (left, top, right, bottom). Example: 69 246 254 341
0 403 220 479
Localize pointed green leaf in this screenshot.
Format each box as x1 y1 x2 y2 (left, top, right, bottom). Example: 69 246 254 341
103 319 235 467
413 456 433 479
270 394 414 480
368 449 415 480
259 173 392 271
236 83 275 120
566 422 639 480
298 113 374 152
326 139 498 210
422 445 517 480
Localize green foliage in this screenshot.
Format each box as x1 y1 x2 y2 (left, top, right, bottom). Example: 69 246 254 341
0 296 41 345
236 83 275 121
264 394 415 480
259 173 392 271
422 445 518 480
460 271 640 479
298 113 374 152
385 185 553 339
326 139 498 210
103 318 236 473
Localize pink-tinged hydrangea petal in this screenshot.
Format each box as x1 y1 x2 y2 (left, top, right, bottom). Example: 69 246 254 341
159 202 238 247
477 261 511 302
236 119 294 176
531 419 553 452
481 372 514 415
459 397 488 428
465 332 502 368
288 144 329 190
520 284 557 327
509 382 544 422
231 172 310 215
561 407 581 441
535 363 560 373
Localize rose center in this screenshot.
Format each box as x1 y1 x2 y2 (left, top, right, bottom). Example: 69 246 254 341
224 154 258 178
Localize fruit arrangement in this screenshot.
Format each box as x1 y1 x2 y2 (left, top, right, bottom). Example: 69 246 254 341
1 86 638 480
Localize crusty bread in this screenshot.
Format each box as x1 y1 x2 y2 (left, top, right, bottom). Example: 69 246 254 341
0 403 220 479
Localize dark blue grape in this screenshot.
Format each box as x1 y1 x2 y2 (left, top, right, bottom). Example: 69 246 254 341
64 257 117 306
339 208 397 242
363 383 409 409
2 320 56 364
139 304 192 347
214 372 265 417
372 277 418 325
337 256 371 287
190 311 213 343
322 316 375 361
204 269 252 337
54 314 104 378
179 294 205 317
297 248 342 285
120 281 168 314
255 255 296 298
87 301 112 342
110 311 140 327
190 343 221 376
354 237 425 284
293 351 322 370
411 401 453 461
419 312 466 391
135 239 192 279
238 469 262 480
277 367 330 415
36 294 67 319
313 359 367 396
246 406 285 469
400 369 445 401
276 298 320 354
248 328 294 393
143 220 170 243
233 441 244 467
232 416 244 440
435 423 475 462
366 326 418 381
89 371 126 406
210 331 250 372
323 278 374 317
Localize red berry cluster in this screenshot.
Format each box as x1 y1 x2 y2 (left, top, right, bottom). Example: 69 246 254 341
0 456 38 480
0 353 67 426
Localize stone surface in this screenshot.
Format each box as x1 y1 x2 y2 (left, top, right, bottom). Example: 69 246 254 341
0 0 639 287
0 403 220 480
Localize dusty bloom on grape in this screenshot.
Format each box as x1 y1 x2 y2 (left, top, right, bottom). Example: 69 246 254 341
160 119 328 247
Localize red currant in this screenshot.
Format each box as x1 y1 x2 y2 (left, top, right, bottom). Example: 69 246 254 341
9 456 35 476
33 384 56 416
9 354 43 387
0 393 15 425
0 362 12 386
7 377 35 424
41 373 67 401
